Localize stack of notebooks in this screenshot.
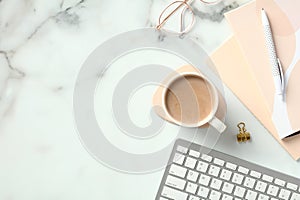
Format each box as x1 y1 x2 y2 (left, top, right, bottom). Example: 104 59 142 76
211 0 300 160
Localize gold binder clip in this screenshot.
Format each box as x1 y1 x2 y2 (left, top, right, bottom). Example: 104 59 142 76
237 122 251 142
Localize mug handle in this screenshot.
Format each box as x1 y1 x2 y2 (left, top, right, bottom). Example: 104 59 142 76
199 116 226 155
209 116 226 133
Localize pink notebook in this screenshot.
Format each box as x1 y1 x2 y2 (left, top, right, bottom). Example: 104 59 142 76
211 0 300 160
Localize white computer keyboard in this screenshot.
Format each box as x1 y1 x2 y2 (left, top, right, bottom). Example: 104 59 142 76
156 139 300 200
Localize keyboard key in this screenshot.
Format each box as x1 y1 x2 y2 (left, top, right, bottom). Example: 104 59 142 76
177 146 188 154
274 178 285 187
210 178 223 190
213 158 225 166
262 174 274 183
208 165 220 177
245 190 257 200
255 181 268 193
238 166 249 174
225 162 237 170
199 174 211 186
209 190 221 200
187 170 199 182
166 175 186 190
221 194 233 200
201 154 212 162
250 170 261 179
169 164 187 178
185 182 198 194
162 186 188 200
188 195 200 200
270 198 279 200
189 149 200 158
234 186 246 198
258 193 269 200
291 192 300 200
232 173 244 185
287 183 298 191
279 188 291 200
267 184 279 196
160 197 168 200
185 157 197 169
220 169 232 181
222 182 234 194
173 153 185 165
243 177 256 188
197 186 210 198
196 161 208 173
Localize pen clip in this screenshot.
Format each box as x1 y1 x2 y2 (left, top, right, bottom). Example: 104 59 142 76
277 58 285 93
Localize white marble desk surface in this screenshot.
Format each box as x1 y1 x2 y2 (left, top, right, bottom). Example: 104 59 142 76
0 0 299 199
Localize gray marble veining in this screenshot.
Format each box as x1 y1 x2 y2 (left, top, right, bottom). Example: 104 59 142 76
193 1 239 22
1 0 274 200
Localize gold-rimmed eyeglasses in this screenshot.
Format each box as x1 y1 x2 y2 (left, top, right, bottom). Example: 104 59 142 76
156 0 222 34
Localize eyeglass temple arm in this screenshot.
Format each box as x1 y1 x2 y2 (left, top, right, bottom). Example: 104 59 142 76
156 0 190 30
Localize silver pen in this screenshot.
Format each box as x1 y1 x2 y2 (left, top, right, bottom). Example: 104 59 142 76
261 8 284 99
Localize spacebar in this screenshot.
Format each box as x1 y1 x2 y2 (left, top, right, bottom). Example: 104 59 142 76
161 186 188 200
